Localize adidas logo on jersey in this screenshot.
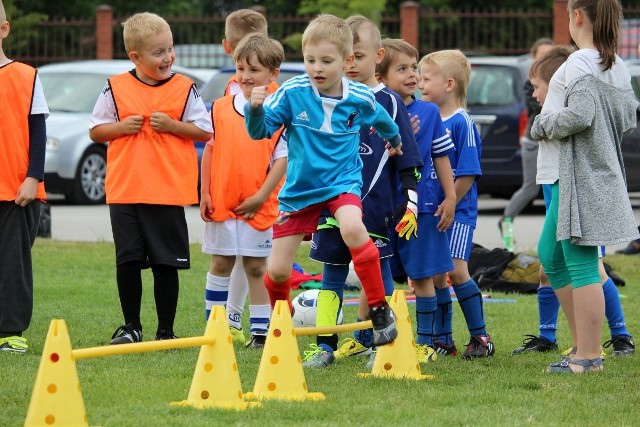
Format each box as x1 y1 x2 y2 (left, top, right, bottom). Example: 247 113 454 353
373 239 388 248
296 111 309 121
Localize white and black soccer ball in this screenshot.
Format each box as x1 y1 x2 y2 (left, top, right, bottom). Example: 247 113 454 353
344 261 361 290
291 289 344 327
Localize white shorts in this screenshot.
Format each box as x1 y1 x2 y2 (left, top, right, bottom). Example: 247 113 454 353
202 219 273 257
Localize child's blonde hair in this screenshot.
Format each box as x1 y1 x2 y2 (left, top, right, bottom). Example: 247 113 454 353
419 49 470 108
345 15 381 49
377 38 418 78
224 9 268 51
233 33 284 71
529 46 571 84
122 12 170 54
302 14 353 59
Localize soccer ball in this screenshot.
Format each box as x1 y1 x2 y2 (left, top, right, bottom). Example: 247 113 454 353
291 289 344 327
344 261 361 290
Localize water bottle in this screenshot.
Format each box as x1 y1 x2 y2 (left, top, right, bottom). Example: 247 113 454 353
502 217 515 252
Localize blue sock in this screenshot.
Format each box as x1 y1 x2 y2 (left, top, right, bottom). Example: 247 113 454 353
353 318 373 347
453 279 486 336
380 258 395 296
318 343 334 353
434 287 453 344
603 277 629 337
537 286 559 343
416 295 436 346
322 263 347 299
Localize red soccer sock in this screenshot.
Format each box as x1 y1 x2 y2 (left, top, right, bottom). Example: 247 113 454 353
264 273 292 311
350 240 386 307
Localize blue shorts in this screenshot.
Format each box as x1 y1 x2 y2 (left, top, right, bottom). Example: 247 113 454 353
395 214 453 280
447 221 475 261
309 225 393 265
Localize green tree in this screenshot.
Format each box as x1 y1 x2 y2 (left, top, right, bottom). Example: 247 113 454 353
299 0 386 23
2 0 47 57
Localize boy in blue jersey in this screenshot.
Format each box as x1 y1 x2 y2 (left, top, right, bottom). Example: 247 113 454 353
378 38 457 364
244 14 404 347
420 49 495 359
301 16 424 368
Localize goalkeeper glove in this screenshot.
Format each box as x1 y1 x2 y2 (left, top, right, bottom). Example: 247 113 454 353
395 189 418 240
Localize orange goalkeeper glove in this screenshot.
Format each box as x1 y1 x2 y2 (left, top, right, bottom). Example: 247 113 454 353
395 189 418 240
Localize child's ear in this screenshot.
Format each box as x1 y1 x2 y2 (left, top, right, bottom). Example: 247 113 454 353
446 77 456 93
0 20 10 39
375 47 385 65
270 68 280 82
345 53 355 68
222 39 233 55
128 50 140 64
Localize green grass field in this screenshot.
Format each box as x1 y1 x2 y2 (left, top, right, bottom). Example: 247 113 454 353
3 240 640 426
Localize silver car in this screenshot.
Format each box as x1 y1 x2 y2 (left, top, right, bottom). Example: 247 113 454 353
40 60 206 204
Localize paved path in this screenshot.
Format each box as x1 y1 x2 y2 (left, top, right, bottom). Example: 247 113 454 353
47 195 640 254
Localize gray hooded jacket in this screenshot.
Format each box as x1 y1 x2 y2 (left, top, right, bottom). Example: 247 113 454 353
531 73 639 246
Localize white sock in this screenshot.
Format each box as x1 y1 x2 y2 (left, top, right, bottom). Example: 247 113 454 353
205 273 229 320
226 260 249 328
249 304 271 336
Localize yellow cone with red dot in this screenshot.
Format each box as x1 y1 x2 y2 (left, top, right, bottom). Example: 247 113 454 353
245 300 324 401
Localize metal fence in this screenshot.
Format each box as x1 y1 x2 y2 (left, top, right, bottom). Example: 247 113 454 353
8 7 640 68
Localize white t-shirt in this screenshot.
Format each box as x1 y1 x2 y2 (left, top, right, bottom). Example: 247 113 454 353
536 49 631 184
89 72 212 133
32 74 49 117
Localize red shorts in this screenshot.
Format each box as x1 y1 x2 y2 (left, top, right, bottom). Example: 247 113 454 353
273 193 362 239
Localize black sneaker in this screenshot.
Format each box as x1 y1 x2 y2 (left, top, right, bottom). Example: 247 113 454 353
110 324 142 345
603 335 635 357
368 303 398 346
463 334 495 359
512 335 558 355
246 334 266 348
155 329 178 340
433 340 458 357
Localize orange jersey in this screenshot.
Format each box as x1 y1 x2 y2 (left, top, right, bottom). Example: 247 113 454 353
106 72 198 205
0 62 46 201
208 95 284 231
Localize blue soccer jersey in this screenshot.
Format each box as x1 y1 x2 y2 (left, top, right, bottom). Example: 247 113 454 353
405 98 456 214
441 107 483 226
245 75 400 213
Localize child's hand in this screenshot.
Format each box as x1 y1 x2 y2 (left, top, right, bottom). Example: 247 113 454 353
434 196 455 232
385 141 403 157
120 115 144 135
199 193 213 222
409 113 420 135
250 86 268 109
15 177 38 207
234 194 265 219
150 112 174 133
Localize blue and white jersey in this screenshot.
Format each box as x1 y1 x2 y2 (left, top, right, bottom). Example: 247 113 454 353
406 98 455 214
441 107 482 226
245 74 400 212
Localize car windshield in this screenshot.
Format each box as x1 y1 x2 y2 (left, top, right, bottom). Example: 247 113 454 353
40 73 108 113
467 65 516 106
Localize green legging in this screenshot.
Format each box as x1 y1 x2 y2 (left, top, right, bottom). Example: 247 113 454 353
537 182 599 289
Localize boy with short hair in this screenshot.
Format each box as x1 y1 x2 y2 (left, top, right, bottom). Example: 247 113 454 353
378 38 457 364
419 49 494 359
89 12 213 344
200 33 287 349
245 14 404 347
209 9 279 346
0 0 49 353
302 15 424 368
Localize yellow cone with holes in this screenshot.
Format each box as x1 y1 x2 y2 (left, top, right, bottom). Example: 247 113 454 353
25 319 89 426
172 305 260 410
245 300 325 401
359 290 434 380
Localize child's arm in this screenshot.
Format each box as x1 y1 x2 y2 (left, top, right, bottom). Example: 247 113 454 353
453 176 476 204
16 113 47 206
245 86 288 140
433 156 456 232
199 142 214 222
89 116 144 143
367 100 403 156
150 112 212 141
234 156 287 219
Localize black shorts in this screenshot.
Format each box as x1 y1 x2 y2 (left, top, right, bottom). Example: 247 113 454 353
109 204 190 269
309 225 393 265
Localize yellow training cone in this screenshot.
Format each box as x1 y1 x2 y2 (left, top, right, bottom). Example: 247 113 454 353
25 319 89 426
359 290 434 380
172 306 260 410
245 300 324 401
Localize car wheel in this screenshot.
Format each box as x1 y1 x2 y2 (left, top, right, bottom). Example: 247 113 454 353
67 145 107 205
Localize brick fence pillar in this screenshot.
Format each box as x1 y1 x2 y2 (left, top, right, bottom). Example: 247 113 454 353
400 1 420 51
553 0 570 46
96 5 113 60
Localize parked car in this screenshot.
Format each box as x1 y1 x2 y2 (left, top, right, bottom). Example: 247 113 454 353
40 60 207 204
622 63 640 192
